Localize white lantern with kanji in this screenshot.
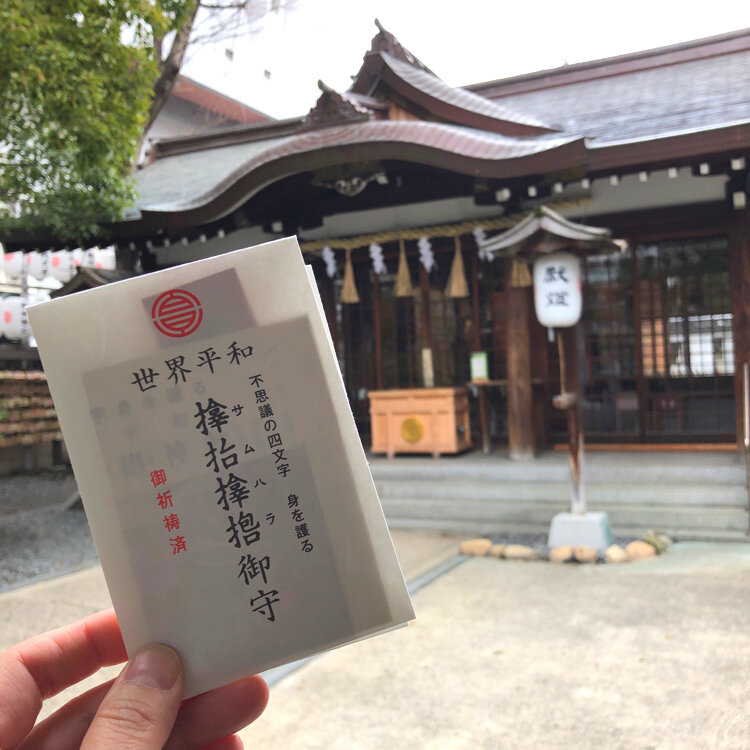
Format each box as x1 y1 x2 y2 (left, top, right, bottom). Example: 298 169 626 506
49 250 76 282
2 251 24 280
533 251 582 328
27 250 51 281
0 296 31 341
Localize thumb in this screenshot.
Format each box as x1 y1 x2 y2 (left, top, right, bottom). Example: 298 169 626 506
81 644 184 750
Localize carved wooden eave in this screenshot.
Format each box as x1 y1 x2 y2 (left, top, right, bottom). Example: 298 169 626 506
299 81 374 132
479 205 620 257
49 268 137 298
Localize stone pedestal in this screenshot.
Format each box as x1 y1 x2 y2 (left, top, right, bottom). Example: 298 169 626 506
548 511 614 554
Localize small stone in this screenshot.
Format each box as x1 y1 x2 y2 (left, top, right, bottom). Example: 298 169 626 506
502 544 537 561
573 545 599 564
643 530 673 554
549 546 573 563
605 544 628 563
459 538 492 556
487 543 506 558
626 540 658 561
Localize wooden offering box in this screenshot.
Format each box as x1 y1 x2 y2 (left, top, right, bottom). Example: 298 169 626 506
368 387 472 458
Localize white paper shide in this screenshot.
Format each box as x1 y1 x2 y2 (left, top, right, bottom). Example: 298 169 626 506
29 238 414 697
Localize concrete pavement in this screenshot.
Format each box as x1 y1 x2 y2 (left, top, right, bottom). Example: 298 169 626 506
2 532 749 748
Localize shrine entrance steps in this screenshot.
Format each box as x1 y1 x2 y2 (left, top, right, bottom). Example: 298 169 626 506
369 450 749 542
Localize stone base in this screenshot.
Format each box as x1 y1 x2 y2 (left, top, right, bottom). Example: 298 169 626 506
547 512 614 554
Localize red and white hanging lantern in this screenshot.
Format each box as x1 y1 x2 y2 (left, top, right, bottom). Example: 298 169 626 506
81 248 97 267
93 246 117 270
533 251 582 328
2 251 24 280
0 296 31 341
27 250 51 281
49 250 76 282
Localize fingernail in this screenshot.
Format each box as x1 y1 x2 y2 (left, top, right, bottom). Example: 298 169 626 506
122 644 182 690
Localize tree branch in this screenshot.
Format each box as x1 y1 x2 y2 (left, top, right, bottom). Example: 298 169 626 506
144 1 201 134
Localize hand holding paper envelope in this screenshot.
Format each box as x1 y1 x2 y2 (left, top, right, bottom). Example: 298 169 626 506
29 237 414 698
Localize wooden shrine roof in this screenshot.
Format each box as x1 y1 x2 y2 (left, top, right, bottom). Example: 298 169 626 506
6 25 750 249
479 206 618 256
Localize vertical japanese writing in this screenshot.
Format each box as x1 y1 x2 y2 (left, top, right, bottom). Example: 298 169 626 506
287 493 314 554
250 374 291 478
192 366 280 623
149 469 186 555
544 264 570 307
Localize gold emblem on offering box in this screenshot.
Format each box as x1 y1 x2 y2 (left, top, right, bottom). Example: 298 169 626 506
400 417 423 443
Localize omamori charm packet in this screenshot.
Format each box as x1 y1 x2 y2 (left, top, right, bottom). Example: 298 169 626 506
29 237 414 697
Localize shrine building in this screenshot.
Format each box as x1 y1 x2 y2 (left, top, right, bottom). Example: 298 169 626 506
7 24 750 457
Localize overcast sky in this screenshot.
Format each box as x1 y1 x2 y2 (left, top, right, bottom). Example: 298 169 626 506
186 0 748 119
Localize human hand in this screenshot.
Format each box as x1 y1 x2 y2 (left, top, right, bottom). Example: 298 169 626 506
0 609 268 749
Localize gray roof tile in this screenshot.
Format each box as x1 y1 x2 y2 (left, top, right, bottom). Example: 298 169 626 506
487 50 750 144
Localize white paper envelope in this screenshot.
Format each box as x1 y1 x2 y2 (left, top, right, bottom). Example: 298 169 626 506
29 237 414 697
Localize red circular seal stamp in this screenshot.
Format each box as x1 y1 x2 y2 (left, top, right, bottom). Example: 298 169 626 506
151 289 203 338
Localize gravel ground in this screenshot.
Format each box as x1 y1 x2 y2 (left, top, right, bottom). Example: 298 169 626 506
0 470 99 593
0 472 639 592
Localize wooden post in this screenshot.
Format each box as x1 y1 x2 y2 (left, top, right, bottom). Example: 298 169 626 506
630 244 648 442
557 327 586 514
729 215 750 452
418 262 435 387
372 272 384 391
505 258 535 459
470 246 491 454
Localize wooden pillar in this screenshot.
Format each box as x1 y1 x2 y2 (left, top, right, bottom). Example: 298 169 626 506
418 263 435 387
418 264 433 348
372 272 384 390
728 214 750 451
557 327 586 514
470 247 490 454
505 258 535 459
630 243 648 441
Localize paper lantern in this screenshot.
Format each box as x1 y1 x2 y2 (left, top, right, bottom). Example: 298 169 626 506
49 250 76 282
0 296 31 341
71 248 84 267
81 248 97 267
533 251 582 328
94 246 117 270
27 250 51 281
2 251 23 280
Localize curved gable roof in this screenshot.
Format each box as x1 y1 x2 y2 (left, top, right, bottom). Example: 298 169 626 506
132 121 583 219
379 53 556 135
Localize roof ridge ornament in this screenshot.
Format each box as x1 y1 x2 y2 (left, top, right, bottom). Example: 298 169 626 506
370 19 433 74
300 83 372 132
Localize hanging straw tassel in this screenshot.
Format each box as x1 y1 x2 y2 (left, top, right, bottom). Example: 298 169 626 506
445 235 469 298
510 258 532 287
394 239 414 297
341 248 360 303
